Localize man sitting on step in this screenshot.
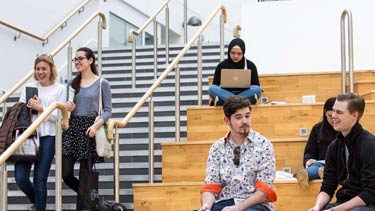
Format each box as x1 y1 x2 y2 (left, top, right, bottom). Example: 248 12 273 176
199 96 276 211
306 93 375 211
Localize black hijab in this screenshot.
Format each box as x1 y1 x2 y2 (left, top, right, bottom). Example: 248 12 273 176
223 38 246 69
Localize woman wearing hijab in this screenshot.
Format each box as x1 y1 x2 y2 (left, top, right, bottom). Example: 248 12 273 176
208 38 261 105
296 97 337 190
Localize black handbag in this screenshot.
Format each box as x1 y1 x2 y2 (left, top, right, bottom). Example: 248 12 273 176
77 153 99 210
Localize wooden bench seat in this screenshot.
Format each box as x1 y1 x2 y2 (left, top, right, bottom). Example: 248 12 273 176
162 138 306 182
133 180 326 211
187 101 375 141
208 70 375 103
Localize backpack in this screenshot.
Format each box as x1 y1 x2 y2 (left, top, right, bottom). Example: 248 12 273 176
0 102 32 155
95 200 127 211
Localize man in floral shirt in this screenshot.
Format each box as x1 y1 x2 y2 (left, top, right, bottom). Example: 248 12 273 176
200 96 276 211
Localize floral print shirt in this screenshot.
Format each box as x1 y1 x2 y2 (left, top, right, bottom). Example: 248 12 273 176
204 129 276 211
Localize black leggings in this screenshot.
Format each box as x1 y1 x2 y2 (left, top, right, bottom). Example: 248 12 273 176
62 155 90 193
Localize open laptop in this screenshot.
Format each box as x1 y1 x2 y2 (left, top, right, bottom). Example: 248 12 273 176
220 69 251 88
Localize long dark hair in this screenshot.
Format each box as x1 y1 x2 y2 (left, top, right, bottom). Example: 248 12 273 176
318 97 336 139
71 47 98 93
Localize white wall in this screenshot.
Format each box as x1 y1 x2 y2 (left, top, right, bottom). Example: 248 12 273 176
0 0 103 91
241 0 375 74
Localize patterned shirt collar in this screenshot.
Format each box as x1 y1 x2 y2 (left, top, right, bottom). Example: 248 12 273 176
223 130 253 145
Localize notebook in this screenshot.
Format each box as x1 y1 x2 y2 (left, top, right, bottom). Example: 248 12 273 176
220 69 251 88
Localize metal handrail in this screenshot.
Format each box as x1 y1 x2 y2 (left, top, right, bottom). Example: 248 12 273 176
0 103 69 164
0 0 106 42
233 24 241 38
128 0 172 88
108 4 226 138
340 9 354 93
107 4 227 201
0 103 69 211
0 11 106 105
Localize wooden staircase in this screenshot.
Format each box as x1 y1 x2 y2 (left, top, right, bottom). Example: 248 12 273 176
133 70 375 211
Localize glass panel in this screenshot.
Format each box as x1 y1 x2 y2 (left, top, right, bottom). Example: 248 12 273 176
145 32 154 45
109 13 144 47
109 13 126 48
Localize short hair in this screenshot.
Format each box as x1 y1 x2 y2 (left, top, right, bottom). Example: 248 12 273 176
223 96 252 118
336 93 365 120
34 54 57 82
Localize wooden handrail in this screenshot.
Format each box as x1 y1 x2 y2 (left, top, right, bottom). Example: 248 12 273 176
107 4 227 139
0 0 106 42
128 0 171 43
0 10 106 105
0 102 69 164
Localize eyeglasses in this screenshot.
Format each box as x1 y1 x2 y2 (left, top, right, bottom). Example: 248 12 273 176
72 56 87 62
233 146 241 167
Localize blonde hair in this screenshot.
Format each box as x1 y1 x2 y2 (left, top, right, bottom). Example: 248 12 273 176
34 54 57 83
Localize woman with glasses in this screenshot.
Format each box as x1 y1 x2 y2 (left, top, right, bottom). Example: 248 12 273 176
208 38 262 106
296 97 337 191
62 47 112 210
15 54 66 211
200 96 276 211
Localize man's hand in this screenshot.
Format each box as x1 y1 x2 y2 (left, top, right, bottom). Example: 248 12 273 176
222 205 241 211
306 204 321 211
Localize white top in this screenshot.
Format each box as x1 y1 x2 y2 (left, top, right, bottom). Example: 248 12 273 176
19 81 66 137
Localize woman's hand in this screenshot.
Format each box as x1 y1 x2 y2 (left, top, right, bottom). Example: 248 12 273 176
66 101 76 112
27 96 43 112
86 125 98 138
306 159 317 168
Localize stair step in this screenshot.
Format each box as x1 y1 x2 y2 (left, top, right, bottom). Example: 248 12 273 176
187 101 375 141
161 138 307 182
133 180 326 211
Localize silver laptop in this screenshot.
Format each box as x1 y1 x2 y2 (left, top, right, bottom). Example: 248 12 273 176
220 69 251 88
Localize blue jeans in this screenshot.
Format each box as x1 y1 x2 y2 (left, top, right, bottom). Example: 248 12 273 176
306 162 325 181
14 136 56 211
211 198 270 211
208 85 262 102
324 203 375 211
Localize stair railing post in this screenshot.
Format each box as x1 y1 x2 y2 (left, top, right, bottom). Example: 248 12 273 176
55 112 62 211
0 162 7 211
0 98 8 211
175 64 180 142
184 0 187 44
340 10 354 93
132 39 137 88
197 35 203 106
220 14 225 61
97 20 103 76
148 96 155 183
165 5 170 65
154 18 158 79
67 42 72 82
114 129 120 202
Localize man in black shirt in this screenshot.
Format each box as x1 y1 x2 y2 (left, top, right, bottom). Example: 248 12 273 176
306 93 375 211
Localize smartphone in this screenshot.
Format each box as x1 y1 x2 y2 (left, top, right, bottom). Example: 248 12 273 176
26 87 38 114
26 87 38 102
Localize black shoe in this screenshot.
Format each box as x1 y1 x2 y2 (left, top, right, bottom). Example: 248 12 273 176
250 98 257 105
214 97 225 106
